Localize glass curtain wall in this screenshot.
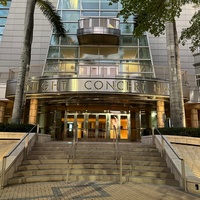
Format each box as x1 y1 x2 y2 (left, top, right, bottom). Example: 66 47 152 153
43 0 155 78
0 0 12 42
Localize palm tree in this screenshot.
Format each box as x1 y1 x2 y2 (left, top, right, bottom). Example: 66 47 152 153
11 0 65 124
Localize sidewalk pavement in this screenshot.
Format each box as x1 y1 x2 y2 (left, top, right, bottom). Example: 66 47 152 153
0 181 200 200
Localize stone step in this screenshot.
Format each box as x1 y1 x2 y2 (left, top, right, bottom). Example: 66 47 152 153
31 147 72 151
73 156 164 163
131 171 175 179
8 174 125 185
14 168 124 177
7 141 179 187
30 151 68 155
22 159 167 167
128 176 179 187
74 152 161 157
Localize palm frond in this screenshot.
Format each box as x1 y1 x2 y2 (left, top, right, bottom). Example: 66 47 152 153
36 0 66 37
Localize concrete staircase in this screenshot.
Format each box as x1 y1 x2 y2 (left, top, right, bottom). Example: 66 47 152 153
7 141 179 187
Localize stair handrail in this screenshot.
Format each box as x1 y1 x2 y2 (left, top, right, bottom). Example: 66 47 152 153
152 126 186 191
0 124 39 189
113 126 118 163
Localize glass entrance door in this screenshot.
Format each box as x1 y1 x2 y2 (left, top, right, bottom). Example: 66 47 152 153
64 112 130 141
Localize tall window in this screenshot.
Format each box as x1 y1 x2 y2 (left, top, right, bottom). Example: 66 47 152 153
0 0 11 42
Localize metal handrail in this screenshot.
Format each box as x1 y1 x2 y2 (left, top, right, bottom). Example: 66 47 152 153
113 126 118 163
152 126 186 191
1 124 39 189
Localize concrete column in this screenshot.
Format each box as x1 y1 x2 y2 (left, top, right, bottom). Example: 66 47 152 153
157 100 165 128
28 99 38 125
39 105 47 134
191 109 199 128
0 105 5 123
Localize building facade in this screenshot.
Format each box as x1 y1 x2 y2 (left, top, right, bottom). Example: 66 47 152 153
0 0 200 141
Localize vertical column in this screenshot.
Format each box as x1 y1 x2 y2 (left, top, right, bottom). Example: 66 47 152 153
191 109 199 128
28 99 38 125
130 111 136 141
0 105 5 123
38 103 47 134
157 100 165 128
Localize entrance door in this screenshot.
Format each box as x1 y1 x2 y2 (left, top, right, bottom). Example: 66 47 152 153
64 112 130 141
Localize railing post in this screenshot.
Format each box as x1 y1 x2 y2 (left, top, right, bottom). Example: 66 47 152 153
36 124 39 134
161 136 164 157
1 157 6 189
120 156 122 185
66 155 70 184
152 126 155 144
181 159 187 191
25 134 29 157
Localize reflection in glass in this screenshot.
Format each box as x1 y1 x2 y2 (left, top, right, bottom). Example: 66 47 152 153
99 47 118 59
100 12 117 17
61 35 78 45
139 35 148 46
120 47 138 59
0 18 7 25
64 23 78 34
62 11 80 21
81 11 99 16
60 47 78 58
50 35 59 45
120 23 134 34
80 47 99 59
58 0 80 9
101 0 118 9
81 0 99 9
0 9 9 16
120 36 138 46
47 47 59 58
139 48 150 59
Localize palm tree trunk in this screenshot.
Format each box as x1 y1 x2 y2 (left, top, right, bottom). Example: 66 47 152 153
165 20 186 127
11 0 36 124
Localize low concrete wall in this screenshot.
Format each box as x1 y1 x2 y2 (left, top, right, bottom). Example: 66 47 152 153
0 132 26 139
37 133 51 143
166 135 200 146
141 135 200 196
0 132 51 187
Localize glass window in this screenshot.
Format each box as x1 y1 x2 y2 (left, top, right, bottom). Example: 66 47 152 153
0 27 4 34
120 36 138 46
99 47 118 59
58 0 80 9
64 23 78 34
120 23 134 34
100 12 117 17
62 11 80 21
81 11 99 17
50 35 59 45
0 10 9 16
101 0 118 10
120 47 138 59
80 47 99 59
0 1 11 8
81 0 99 9
47 47 59 58
139 35 148 46
0 18 7 25
139 48 150 59
119 15 134 22
61 35 78 45
60 47 78 58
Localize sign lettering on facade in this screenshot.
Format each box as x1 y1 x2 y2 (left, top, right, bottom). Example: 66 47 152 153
24 78 170 96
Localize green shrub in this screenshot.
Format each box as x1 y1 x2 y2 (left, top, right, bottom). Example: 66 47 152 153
0 124 37 132
155 128 200 138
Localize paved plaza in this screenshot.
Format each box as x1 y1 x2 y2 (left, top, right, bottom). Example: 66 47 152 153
0 181 200 200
